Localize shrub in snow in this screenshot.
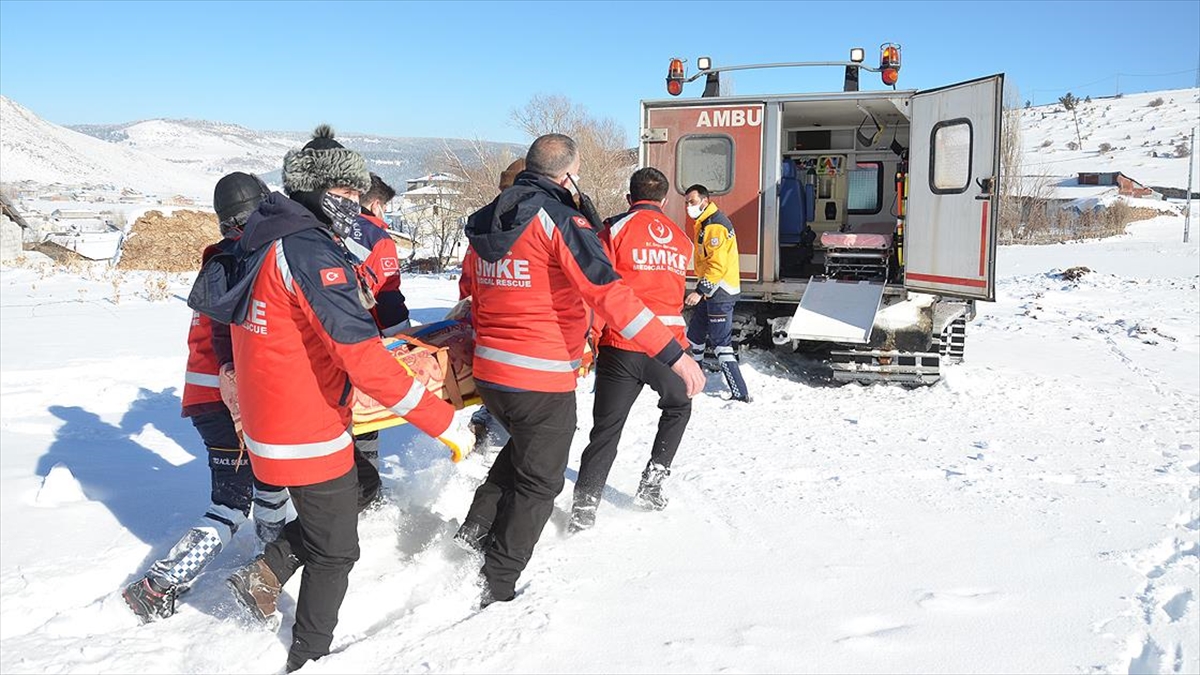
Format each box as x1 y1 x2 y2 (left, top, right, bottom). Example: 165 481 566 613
1174 142 1191 158
1041 139 1053 148
1098 143 1112 153
1148 97 1164 107
1068 141 1079 151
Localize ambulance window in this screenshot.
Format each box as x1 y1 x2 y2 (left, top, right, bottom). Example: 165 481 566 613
930 119 972 194
847 161 883 214
676 134 733 195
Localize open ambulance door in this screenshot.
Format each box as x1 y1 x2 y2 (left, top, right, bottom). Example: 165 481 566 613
905 75 1003 301
642 103 764 281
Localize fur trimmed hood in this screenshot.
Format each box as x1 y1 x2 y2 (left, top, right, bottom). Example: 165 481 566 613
282 125 372 195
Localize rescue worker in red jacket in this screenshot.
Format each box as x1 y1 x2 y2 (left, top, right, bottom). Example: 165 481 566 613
336 173 408 510
459 157 524 449
570 167 694 532
451 134 705 608
121 171 290 624
221 126 472 673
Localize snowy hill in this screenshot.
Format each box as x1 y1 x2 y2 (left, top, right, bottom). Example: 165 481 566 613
1018 88 1200 191
70 118 298 179
0 96 215 199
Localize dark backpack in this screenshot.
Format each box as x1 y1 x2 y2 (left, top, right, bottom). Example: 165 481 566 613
187 242 269 326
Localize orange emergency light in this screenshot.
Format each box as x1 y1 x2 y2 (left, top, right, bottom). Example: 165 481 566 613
666 58 685 96
880 43 901 86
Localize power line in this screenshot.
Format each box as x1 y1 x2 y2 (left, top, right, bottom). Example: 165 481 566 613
1028 67 1200 104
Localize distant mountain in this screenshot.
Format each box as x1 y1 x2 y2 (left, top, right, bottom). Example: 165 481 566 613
0 95 523 199
65 118 523 194
1017 88 1199 190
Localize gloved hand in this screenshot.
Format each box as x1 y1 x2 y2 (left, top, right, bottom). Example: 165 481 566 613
218 363 242 438
437 410 477 463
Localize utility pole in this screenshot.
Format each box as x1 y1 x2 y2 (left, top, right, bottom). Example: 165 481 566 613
1185 126 1195 243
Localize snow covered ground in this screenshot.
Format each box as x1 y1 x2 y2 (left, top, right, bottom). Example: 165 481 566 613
1 209 1197 674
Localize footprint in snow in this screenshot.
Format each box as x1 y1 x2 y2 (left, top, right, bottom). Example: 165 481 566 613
916 589 1002 612
835 615 912 648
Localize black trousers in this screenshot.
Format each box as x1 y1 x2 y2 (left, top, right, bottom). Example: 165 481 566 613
574 346 692 505
463 388 576 600
262 466 360 665
353 431 381 510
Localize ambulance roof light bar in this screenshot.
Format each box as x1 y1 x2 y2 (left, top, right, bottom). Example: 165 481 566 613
665 46 900 96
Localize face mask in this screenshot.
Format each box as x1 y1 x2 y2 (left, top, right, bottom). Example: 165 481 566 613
565 174 582 196
686 202 705 219
321 192 361 240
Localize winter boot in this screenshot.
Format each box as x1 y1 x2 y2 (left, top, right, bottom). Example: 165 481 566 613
122 576 179 623
226 557 281 622
478 585 515 610
568 494 599 534
453 520 491 553
716 347 751 402
635 462 671 511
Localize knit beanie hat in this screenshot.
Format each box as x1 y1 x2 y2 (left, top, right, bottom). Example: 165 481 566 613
282 125 371 222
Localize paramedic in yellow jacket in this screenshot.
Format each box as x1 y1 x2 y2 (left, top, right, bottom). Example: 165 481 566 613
683 184 750 402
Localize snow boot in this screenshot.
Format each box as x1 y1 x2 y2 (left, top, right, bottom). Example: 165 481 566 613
635 462 671 511
122 576 179 623
478 586 515 610
568 494 599 534
453 520 491 553
716 347 751 402
226 557 281 622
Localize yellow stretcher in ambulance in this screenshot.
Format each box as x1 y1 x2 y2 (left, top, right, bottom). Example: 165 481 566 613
641 45 1002 384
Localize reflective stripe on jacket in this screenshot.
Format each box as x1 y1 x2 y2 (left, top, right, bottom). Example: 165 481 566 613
464 172 684 392
231 196 453 487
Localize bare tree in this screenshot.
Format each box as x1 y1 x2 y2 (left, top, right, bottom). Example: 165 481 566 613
411 199 466 273
1058 92 1083 150
440 139 523 215
442 95 635 233
997 83 1026 242
510 94 633 218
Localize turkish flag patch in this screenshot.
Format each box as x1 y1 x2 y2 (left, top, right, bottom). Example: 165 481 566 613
320 267 348 286
572 215 592 230
381 257 399 272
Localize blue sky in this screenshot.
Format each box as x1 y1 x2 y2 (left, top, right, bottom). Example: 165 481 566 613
1 0 1197 144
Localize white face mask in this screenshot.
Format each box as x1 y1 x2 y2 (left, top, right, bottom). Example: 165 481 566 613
564 173 582 196
686 202 705 219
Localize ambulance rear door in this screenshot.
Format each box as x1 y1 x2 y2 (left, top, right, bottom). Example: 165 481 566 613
905 75 1003 301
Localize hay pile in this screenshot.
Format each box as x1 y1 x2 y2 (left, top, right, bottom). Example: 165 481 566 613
117 210 220 273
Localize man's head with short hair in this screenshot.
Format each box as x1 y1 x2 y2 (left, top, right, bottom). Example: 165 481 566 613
684 183 712 218
525 133 580 182
360 173 396 218
629 167 669 203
